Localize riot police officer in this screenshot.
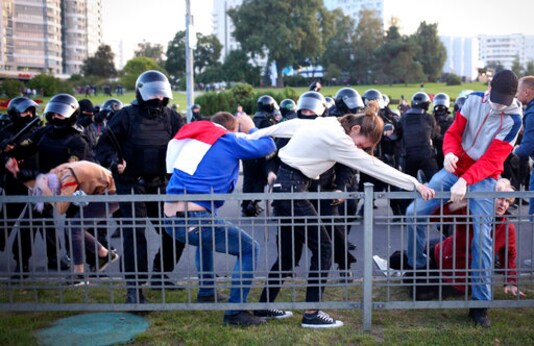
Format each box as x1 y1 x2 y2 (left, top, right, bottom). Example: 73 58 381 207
432 93 453 169
241 95 281 216
279 99 297 120
190 103 203 122
96 70 185 304
5 94 91 275
0 97 43 275
398 92 439 181
328 87 364 117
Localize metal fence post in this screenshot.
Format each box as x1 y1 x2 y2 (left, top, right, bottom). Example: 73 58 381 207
362 182 374 332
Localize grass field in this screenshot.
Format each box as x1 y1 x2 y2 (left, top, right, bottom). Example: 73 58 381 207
1 284 533 345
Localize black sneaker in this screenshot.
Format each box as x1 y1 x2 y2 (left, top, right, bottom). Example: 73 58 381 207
301 310 344 329
223 311 266 326
469 308 491 328
254 309 293 319
66 274 89 287
197 292 229 303
97 250 119 272
125 289 147 304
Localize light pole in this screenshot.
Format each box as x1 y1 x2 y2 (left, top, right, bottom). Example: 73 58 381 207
185 0 195 123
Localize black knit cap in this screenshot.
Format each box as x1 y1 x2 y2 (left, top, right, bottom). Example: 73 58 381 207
490 70 518 106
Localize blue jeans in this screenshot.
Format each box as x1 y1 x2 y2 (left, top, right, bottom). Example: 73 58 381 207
406 169 496 301
164 211 259 316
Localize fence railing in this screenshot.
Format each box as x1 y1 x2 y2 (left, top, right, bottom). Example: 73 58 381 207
1 185 533 331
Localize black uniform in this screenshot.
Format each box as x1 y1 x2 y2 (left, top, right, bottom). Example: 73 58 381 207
241 110 280 216
433 110 454 169
398 107 439 181
5 122 89 272
96 101 185 288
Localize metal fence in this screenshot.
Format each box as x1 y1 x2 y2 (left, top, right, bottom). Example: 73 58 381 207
1 185 533 331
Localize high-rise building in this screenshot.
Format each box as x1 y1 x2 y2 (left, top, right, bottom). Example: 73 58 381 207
212 0 242 60
0 0 102 79
324 0 384 24
478 34 534 70
0 0 63 78
440 36 481 82
62 0 103 75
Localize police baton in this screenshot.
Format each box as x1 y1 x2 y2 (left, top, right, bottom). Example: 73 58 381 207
0 117 41 154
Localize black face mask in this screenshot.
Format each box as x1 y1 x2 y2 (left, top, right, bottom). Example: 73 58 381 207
297 112 317 120
145 98 167 117
78 115 93 127
13 115 34 128
49 117 69 129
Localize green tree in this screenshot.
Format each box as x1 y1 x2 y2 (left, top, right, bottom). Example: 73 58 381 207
228 0 332 87
195 34 222 75
27 74 61 96
165 31 223 86
321 9 356 80
376 25 425 84
351 9 384 84
81 44 117 78
412 22 446 82
525 60 534 76
135 41 165 65
120 57 166 90
221 50 261 85
511 55 524 77
0 79 25 98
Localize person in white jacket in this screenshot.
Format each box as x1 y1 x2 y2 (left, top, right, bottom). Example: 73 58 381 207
248 97 434 329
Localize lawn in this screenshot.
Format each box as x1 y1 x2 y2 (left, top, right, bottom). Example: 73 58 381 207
1 284 533 345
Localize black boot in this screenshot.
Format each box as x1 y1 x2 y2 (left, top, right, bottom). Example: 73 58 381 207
125 288 147 304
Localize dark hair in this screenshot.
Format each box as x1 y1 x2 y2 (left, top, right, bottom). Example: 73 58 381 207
211 111 238 131
338 102 383 153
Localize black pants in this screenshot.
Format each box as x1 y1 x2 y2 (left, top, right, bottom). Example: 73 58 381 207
10 204 60 268
117 178 185 287
259 165 332 303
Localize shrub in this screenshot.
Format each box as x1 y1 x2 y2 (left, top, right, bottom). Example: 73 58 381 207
0 79 25 98
446 73 462 86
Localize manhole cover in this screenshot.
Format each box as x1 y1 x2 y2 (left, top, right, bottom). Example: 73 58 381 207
36 312 149 346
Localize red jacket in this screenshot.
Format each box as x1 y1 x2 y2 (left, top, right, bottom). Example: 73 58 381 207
433 204 517 292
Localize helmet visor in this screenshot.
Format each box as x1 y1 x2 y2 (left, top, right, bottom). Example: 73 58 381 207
137 80 173 101
297 97 326 116
343 95 364 112
44 102 77 118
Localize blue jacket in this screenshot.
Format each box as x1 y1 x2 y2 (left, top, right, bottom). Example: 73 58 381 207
166 122 275 212
515 99 534 160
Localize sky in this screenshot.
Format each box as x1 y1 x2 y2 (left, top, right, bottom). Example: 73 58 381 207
102 0 534 67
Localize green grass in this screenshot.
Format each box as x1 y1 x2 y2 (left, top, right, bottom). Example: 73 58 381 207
1 282 534 345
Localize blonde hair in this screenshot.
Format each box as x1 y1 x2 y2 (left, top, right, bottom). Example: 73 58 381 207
496 178 515 204
338 102 384 153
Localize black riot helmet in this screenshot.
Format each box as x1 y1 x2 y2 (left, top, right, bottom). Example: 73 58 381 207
296 91 327 117
454 96 467 112
135 70 173 106
96 98 123 123
257 95 279 113
279 98 296 117
362 89 385 109
44 93 80 127
7 97 39 125
325 97 335 110
334 88 364 114
411 92 431 111
102 98 123 113
433 93 450 113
